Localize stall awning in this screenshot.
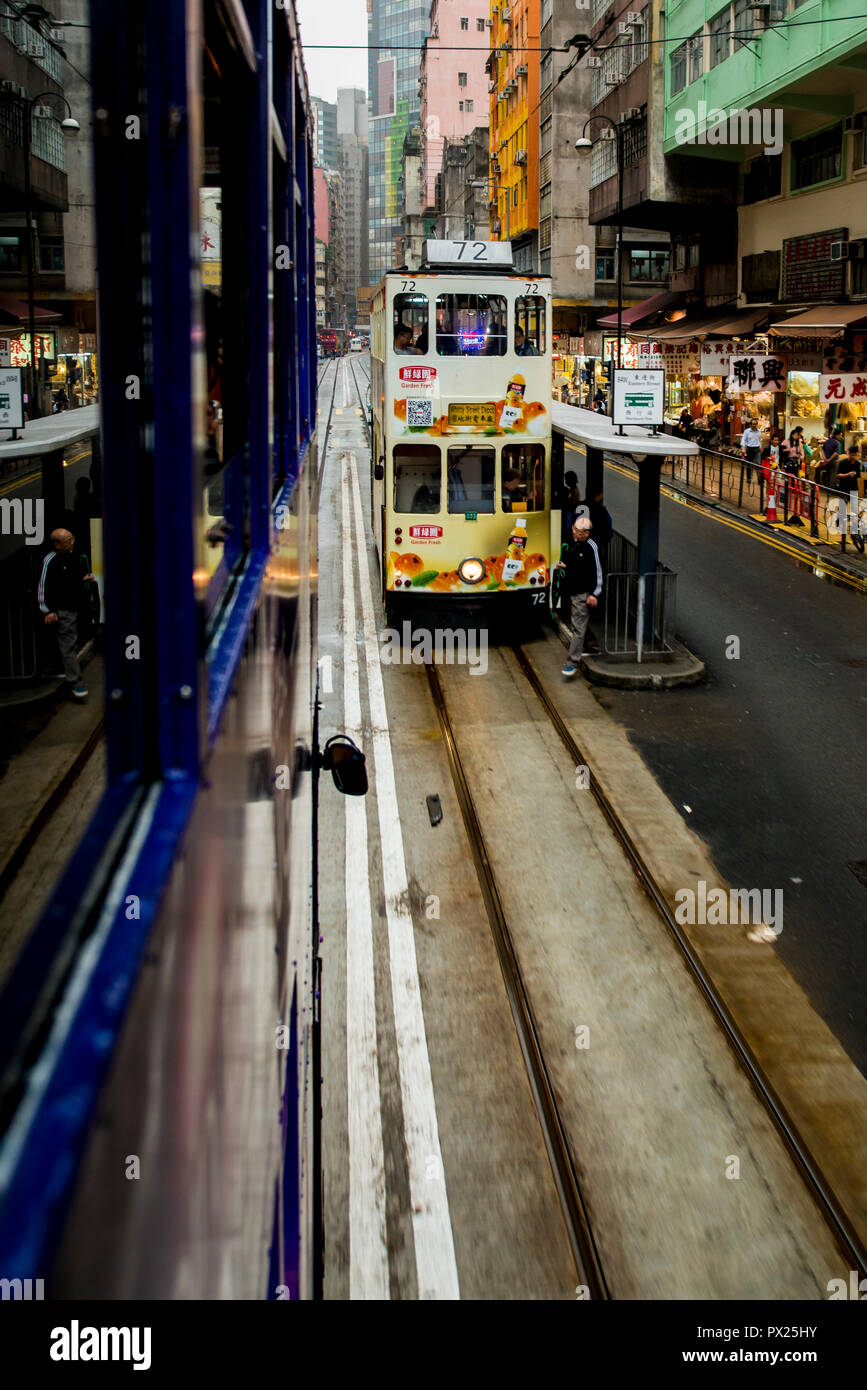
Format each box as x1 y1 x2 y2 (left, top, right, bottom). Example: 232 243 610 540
769 304 867 335
596 291 686 330
0 293 62 325
630 306 770 343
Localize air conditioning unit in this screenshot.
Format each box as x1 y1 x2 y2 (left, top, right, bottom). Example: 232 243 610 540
831 240 850 261
515 148 527 165
617 22 632 35
844 113 866 134
0 79 16 93
500 6 511 21
624 10 642 22
49 27 65 43
517 64 528 76
32 105 55 118
586 55 602 68
619 106 642 121
485 19 493 28
599 126 616 141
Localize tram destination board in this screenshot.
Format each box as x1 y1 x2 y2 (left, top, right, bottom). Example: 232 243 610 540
448 402 497 427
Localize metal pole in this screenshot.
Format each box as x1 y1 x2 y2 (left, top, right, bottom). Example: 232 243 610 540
22 98 39 419
616 122 623 431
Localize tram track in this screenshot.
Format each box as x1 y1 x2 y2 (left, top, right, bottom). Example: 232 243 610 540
425 636 867 1294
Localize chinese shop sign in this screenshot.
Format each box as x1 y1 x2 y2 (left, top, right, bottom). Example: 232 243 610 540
727 355 788 392
781 229 846 302
660 341 700 375
819 374 867 403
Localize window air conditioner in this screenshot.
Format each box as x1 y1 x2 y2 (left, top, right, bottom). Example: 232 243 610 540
515 149 527 165
517 64 528 76
49 28 65 42
831 240 850 261
32 104 55 118
586 55 602 68
624 10 641 23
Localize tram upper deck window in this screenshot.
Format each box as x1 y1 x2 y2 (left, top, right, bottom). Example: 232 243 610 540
436 294 507 356
447 445 495 513
394 444 441 514
393 293 428 355
501 444 545 512
514 296 546 356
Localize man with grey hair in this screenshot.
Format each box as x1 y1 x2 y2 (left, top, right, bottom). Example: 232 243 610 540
38 528 92 699
556 513 603 677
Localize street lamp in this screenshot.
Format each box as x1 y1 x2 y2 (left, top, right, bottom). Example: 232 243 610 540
576 113 633 424
12 91 80 418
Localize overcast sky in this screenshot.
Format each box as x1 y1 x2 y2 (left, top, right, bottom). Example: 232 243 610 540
296 0 369 105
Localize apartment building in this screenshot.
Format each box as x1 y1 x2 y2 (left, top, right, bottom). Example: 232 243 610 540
419 0 489 220
487 0 540 272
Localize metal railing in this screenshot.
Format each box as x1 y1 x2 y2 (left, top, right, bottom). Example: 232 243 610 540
599 530 678 662
662 441 866 554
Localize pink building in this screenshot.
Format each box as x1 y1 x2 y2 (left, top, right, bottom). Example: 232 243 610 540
419 0 489 211
313 166 330 245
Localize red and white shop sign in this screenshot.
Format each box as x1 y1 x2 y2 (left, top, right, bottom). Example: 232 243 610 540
819 374 867 403
408 524 443 540
399 365 437 383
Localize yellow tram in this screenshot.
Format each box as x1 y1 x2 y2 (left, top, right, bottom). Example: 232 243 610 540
370 240 554 619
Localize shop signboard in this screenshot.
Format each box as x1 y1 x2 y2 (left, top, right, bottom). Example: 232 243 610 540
603 337 662 369
701 339 764 375
660 340 700 375
781 229 846 301
613 368 665 426
788 351 823 372
823 347 867 373
0 367 24 431
0 337 10 368
727 354 787 392
9 332 55 368
819 374 867 403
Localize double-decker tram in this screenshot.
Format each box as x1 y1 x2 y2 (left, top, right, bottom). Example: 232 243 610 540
371 241 553 622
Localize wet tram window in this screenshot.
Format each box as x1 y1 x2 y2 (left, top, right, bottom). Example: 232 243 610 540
393 294 428 355
447 445 495 513
436 294 507 356
514 296 546 356
501 444 546 512
393 444 442 513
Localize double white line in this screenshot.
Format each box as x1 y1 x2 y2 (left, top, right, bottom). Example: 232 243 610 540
340 434 459 1300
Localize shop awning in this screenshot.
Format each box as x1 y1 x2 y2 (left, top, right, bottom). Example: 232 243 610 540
0 292 62 325
769 304 867 335
596 290 686 330
630 306 770 343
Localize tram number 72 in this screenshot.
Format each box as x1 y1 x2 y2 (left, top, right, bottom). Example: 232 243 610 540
452 241 489 261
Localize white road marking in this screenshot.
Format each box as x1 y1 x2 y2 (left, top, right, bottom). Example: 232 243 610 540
341 464 390 1301
347 449 461 1301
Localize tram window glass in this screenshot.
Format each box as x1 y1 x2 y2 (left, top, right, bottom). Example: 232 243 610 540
393 445 442 513
447 445 495 513
393 293 428 355
436 294 507 356
501 444 545 511
514 296 546 355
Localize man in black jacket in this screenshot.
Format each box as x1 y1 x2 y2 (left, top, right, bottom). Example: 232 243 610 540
557 515 603 676
38 528 92 699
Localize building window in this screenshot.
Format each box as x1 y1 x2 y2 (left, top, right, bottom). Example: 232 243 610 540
733 0 752 51
792 124 842 190
501 444 545 510
628 248 670 283
541 50 553 92
460 16 469 30
436 293 507 356
622 118 647 167
476 18 486 31
590 136 617 188
458 72 467 87
39 238 65 272
459 101 464 111
673 235 700 271
596 248 615 281
0 234 22 272
671 43 687 96
393 445 442 514
709 8 730 69
688 31 704 85
743 153 782 204
447 446 495 514
465 99 473 113
627 15 648 71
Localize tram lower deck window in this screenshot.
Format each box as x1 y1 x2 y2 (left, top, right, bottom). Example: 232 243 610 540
436 294 507 356
394 444 441 513
447 445 495 513
501 444 545 511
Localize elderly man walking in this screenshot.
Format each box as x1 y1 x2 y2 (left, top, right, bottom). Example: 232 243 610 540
556 514 603 677
38 527 92 699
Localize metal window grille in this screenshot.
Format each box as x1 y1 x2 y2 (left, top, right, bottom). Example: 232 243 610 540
670 42 687 96
590 136 617 188
622 117 647 167
688 32 703 84
709 9 730 69
31 115 65 170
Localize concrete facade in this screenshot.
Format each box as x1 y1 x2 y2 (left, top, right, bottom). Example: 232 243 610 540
488 0 540 271
419 0 489 213
437 126 490 240
312 96 338 171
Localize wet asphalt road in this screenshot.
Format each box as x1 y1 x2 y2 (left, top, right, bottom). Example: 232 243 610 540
572 450 867 1076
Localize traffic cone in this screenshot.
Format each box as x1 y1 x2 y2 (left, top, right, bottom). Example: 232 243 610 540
765 482 778 523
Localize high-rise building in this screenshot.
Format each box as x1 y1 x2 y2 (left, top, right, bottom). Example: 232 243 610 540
312 96 338 170
337 88 369 328
488 0 540 272
419 0 489 214
368 0 430 280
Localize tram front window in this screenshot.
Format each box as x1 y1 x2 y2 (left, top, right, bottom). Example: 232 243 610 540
393 293 428 355
436 294 507 356
501 444 545 511
447 445 495 513
394 444 442 513
514 295 546 356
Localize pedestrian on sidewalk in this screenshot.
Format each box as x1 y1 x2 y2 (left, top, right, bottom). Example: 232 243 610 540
740 419 762 484
836 445 862 498
556 515 603 678
38 528 93 700
821 427 843 485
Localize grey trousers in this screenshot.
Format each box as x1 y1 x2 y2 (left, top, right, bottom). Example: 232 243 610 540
567 593 591 662
55 610 82 684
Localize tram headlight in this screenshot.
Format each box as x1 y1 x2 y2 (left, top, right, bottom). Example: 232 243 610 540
458 556 486 585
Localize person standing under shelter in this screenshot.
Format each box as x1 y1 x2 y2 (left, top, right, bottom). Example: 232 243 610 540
38 528 92 700
557 515 603 677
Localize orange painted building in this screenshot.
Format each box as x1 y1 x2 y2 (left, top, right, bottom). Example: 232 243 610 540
487 0 539 269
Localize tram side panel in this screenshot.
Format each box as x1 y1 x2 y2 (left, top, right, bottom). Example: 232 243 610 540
372 272 553 616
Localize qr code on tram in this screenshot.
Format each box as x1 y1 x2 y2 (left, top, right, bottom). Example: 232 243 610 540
407 398 434 428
